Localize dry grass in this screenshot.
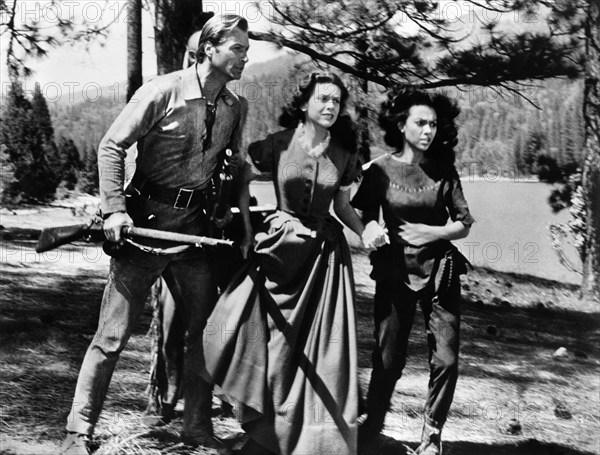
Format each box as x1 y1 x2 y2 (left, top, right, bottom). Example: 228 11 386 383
1 206 599 455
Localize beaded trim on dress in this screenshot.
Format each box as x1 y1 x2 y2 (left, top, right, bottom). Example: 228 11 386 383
389 181 441 193
386 155 441 193
296 122 331 158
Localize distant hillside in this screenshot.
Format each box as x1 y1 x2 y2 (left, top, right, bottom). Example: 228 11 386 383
48 49 584 180
48 53 299 155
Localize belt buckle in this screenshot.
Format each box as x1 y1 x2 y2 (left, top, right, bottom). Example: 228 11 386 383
174 188 194 209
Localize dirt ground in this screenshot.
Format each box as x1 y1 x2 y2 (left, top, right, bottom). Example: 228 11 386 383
1 203 599 455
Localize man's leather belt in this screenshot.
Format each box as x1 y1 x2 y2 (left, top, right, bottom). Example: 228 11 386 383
130 174 211 210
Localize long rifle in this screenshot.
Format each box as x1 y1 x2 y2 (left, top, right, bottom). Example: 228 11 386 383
36 219 233 253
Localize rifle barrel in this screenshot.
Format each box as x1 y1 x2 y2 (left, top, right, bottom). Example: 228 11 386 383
230 205 276 214
124 226 234 247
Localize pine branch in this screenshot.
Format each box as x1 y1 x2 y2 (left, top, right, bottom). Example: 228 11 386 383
249 30 394 87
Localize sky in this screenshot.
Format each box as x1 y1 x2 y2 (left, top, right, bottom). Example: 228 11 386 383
0 1 281 103
0 1 551 104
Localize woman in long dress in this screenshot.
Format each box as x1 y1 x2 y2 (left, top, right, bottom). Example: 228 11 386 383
352 88 474 455
200 72 386 455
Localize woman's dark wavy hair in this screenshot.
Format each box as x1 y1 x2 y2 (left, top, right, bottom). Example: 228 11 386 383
379 87 460 166
279 72 357 153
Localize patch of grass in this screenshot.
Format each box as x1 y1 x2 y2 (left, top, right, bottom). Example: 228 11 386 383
1 215 599 455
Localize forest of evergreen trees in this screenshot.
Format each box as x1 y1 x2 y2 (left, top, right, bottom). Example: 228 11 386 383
242 67 585 186
237 68 585 188
1 82 98 203
1 58 584 204
454 79 584 181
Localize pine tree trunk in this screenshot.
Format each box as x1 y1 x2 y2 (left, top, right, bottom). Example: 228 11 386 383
581 0 600 301
154 0 207 74
148 0 209 412
355 38 371 163
126 0 143 102
356 79 371 164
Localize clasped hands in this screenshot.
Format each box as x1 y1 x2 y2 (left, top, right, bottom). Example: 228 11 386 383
361 221 442 249
361 220 389 249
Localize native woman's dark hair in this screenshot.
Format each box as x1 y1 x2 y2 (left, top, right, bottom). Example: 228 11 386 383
379 87 460 166
279 72 357 153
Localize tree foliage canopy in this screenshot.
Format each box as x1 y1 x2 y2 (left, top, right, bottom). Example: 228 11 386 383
249 0 584 94
0 0 119 80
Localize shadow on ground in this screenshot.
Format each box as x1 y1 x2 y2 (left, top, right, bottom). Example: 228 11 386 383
1 237 599 454
360 434 597 455
354 281 600 373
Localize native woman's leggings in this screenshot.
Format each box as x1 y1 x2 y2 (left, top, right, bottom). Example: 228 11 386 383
366 272 461 431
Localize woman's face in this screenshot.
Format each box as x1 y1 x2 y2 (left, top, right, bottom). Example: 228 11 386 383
303 82 342 130
400 104 437 152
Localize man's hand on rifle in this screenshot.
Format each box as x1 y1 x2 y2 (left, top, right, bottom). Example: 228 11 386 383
104 212 133 242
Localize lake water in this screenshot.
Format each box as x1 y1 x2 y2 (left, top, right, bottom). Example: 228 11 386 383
249 179 581 285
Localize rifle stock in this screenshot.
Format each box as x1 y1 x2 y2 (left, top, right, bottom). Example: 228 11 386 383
36 221 103 253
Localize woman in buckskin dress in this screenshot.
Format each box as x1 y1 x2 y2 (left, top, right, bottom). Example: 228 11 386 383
201 72 387 455
352 88 474 455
